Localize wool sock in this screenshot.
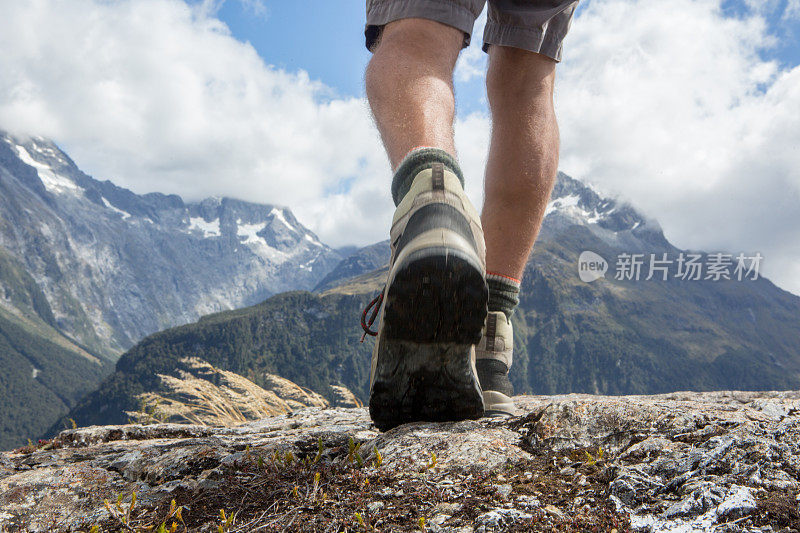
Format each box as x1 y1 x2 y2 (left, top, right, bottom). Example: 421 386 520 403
391 147 465 206
487 272 521 319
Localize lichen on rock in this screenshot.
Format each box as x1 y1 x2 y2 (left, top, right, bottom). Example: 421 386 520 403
1 391 798 531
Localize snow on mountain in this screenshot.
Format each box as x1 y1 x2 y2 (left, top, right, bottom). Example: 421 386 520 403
10 141 81 195
101 197 132 220
540 171 670 252
187 217 221 238
0 131 344 356
0 130 675 358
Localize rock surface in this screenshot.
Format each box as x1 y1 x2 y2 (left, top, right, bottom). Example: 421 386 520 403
1 391 798 532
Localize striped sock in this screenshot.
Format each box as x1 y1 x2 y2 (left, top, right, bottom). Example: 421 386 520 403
487 272 521 319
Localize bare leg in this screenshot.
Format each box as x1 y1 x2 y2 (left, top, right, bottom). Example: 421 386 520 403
365 19 491 431
365 18 464 169
482 47 560 280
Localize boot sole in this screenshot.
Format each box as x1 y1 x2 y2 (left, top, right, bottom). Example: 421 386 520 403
369 247 487 432
369 341 485 431
382 247 487 344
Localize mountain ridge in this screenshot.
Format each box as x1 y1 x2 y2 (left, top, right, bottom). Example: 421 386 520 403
4 131 799 453
0 131 344 357
53 170 800 437
0 131 347 450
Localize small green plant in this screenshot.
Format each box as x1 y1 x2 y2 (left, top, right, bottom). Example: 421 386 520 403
89 526 99 533
313 437 324 464
128 492 136 523
418 516 427 531
104 491 136 527
584 447 604 466
373 449 383 468
218 509 234 532
155 522 174 533
69 418 77 429
152 498 185 533
354 511 374 531
426 452 438 471
348 437 363 465
312 471 321 499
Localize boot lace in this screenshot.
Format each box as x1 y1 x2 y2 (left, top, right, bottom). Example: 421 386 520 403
359 289 384 342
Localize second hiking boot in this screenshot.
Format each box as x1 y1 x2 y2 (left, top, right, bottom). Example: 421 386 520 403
476 311 518 417
368 151 488 431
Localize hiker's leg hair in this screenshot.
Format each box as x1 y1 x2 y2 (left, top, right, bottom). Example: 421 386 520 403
365 18 463 169
482 46 560 280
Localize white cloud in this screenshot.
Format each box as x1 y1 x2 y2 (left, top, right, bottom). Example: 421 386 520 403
1 0 798 295
455 8 488 83
0 0 391 247
195 0 268 18
786 0 800 19
555 0 800 294
743 0 783 15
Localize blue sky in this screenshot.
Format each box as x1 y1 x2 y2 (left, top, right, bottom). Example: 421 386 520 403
214 0 799 106
214 1 371 98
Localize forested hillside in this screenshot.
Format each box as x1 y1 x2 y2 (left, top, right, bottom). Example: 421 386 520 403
0 248 111 449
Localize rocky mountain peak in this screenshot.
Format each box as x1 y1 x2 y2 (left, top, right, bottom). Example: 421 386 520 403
544 172 667 248
0 130 344 356
1 134 81 195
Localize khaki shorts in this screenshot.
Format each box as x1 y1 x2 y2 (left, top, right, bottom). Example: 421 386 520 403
365 0 578 62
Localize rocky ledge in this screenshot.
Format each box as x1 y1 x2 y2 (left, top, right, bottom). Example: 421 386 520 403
1 391 799 532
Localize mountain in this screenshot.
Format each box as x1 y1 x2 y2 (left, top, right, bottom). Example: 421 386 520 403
55 171 800 434
0 131 349 450
0 132 344 357
0 246 111 450
55 290 373 433
313 240 390 292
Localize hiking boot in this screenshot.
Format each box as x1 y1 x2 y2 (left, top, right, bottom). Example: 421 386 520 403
476 311 518 417
365 155 488 431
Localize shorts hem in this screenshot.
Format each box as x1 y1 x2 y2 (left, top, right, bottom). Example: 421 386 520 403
481 20 564 62
365 0 479 51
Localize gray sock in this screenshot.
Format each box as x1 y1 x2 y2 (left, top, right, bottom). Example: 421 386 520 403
487 273 521 319
391 147 465 206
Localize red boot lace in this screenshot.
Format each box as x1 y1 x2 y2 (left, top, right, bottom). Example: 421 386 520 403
360 290 384 342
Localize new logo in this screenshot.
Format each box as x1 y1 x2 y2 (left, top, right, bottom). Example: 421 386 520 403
578 251 608 283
